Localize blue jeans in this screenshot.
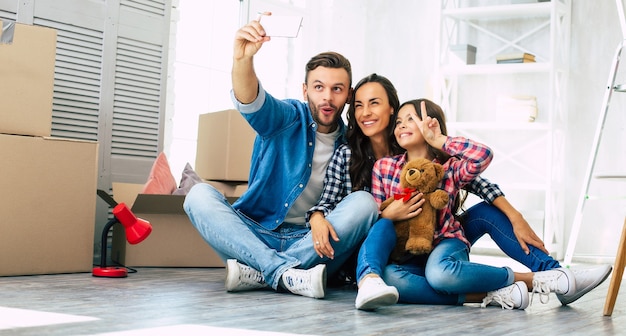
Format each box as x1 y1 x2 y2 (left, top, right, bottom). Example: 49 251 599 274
183 183 378 289
383 238 515 305
356 218 396 282
461 202 561 272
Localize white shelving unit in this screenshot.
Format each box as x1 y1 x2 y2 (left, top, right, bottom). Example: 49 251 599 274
434 0 571 258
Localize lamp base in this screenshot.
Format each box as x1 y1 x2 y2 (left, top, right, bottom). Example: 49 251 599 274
92 266 128 278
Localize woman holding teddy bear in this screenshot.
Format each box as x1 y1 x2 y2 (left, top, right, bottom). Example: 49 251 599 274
307 73 611 310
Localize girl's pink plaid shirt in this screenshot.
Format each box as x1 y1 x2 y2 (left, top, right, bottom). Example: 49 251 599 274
371 136 493 247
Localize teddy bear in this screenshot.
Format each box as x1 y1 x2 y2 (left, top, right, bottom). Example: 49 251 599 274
379 157 450 262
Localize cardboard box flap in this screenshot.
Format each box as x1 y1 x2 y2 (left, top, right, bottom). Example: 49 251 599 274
131 193 239 216
131 194 186 215
111 182 143 208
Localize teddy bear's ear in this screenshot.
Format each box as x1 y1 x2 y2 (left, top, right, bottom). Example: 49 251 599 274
434 163 445 180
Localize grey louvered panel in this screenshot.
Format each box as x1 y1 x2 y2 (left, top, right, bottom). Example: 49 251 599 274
0 11 15 20
0 0 16 19
116 58 161 77
111 128 159 158
111 131 158 144
55 27 104 51
113 115 159 134
54 73 101 91
121 0 166 16
55 52 102 71
114 105 161 121
55 66 102 82
53 94 99 111
117 43 162 60
117 36 162 53
115 68 161 84
114 95 161 112
54 85 101 100
112 126 159 140
33 17 102 142
115 77 160 93
111 32 163 159
114 88 161 105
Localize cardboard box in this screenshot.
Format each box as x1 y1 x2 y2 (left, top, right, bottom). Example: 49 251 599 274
0 20 57 137
111 183 226 267
0 134 98 276
195 109 256 182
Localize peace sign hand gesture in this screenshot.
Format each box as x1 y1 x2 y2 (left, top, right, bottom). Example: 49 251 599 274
414 100 447 149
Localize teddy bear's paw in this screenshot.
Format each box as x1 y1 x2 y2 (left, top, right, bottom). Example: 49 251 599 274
406 238 433 255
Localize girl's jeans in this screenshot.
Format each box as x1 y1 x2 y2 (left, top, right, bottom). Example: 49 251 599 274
356 217 514 304
461 201 561 272
355 201 560 304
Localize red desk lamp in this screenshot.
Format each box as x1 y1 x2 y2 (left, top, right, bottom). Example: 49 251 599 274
93 189 152 277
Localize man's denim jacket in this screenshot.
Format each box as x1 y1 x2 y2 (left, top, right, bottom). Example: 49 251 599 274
230 84 347 230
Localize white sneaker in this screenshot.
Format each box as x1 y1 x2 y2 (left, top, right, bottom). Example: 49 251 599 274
481 281 529 310
355 277 399 311
531 267 575 304
281 264 326 299
557 265 613 305
225 259 268 292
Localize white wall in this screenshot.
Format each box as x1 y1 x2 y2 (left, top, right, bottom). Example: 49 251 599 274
166 0 626 262
165 0 240 179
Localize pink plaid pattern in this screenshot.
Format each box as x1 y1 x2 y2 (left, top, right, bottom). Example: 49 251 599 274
372 136 493 247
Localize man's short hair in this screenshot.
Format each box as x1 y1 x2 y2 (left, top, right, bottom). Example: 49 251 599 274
304 51 352 86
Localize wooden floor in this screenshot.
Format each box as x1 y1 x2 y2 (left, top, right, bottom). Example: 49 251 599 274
0 259 624 336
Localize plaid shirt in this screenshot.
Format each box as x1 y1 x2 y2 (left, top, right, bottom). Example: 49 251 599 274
306 144 353 222
371 136 493 247
463 175 504 204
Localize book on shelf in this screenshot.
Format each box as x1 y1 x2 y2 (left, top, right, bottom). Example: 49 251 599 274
497 58 536 64
496 52 536 64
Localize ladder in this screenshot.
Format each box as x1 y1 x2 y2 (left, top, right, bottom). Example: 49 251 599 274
563 0 626 266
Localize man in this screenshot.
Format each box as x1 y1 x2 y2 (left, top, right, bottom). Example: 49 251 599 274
183 15 378 299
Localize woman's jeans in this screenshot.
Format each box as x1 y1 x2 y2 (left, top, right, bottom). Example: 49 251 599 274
183 183 378 290
461 201 561 272
356 218 396 283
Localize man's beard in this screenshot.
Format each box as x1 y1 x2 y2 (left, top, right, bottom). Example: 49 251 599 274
308 99 341 131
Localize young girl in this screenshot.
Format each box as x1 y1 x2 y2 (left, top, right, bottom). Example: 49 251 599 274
363 99 574 310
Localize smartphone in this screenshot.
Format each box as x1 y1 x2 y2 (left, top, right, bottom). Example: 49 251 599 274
259 15 303 38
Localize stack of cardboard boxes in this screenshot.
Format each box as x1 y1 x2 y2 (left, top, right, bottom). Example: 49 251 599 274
111 109 254 268
195 109 254 204
0 20 98 276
